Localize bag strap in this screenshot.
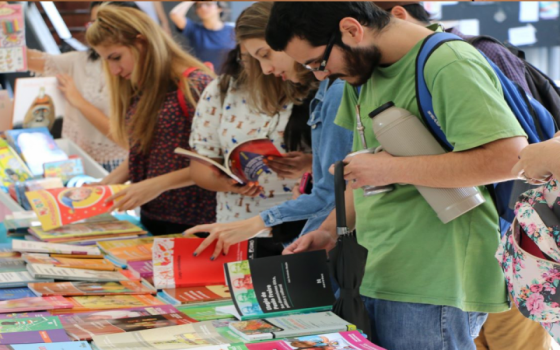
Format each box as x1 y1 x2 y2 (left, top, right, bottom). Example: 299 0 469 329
177 62 214 116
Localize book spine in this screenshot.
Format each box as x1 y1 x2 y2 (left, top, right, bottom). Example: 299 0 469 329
240 306 334 321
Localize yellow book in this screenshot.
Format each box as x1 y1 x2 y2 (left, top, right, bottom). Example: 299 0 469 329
51 294 165 314
29 221 144 241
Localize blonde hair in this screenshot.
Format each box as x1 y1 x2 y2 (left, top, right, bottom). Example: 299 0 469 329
86 5 214 153
235 2 316 116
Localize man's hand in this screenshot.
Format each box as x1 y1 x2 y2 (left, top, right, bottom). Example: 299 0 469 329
328 151 397 189
283 230 337 255
264 152 312 179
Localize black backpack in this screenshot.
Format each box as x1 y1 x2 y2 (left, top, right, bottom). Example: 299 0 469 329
468 35 560 128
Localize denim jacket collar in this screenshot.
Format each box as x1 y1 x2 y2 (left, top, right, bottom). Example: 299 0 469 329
308 79 331 125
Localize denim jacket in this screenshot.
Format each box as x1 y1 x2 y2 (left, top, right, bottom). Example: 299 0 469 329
260 79 353 237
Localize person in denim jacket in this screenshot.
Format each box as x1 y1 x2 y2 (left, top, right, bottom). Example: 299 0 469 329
185 2 353 257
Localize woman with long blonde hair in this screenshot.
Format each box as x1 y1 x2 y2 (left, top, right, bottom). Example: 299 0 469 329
87 4 217 234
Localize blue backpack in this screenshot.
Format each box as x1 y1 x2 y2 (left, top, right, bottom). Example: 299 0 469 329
416 32 558 231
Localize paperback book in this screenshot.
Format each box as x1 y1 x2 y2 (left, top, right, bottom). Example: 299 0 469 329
0 341 92 350
12 240 101 256
28 280 156 297
175 138 282 184
26 264 128 282
177 301 235 321
0 296 73 314
0 312 52 319
0 271 53 289
0 287 36 301
28 220 144 242
0 139 32 188
11 78 65 131
0 316 71 345
25 185 128 230
43 157 85 185
23 254 116 271
53 295 166 314
223 251 335 320
162 285 231 305
98 235 182 266
153 238 248 289
127 260 153 279
59 305 182 324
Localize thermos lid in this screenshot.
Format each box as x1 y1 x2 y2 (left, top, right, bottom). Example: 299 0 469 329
368 101 395 119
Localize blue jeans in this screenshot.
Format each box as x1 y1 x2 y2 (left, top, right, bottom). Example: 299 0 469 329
362 297 488 350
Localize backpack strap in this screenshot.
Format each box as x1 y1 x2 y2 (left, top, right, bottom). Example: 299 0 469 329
177 67 199 117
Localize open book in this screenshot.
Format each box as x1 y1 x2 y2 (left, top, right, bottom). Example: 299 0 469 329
175 138 282 184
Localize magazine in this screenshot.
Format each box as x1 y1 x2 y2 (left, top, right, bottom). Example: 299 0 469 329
228 312 354 341
58 305 181 324
53 295 166 314
0 287 36 301
25 185 128 230
0 296 73 314
153 238 248 289
162 285 231 305
26 264 128 282
175 138 282 184
28 220 145 242
223 251 335 320
0 316 71 345
28 280 156 297
23 253 116 271
12 78 66 131
12 240 101 256
0 3 27 74
0 271 53 289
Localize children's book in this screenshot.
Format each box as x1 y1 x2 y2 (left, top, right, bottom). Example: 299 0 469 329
12 240 101 256
10 177 64 210
25 185 128 230
177 301 235 321
0 139 32 188
228 312 354 341
43 157 85 185
0 316 71 345
0 3 27 74
52 295 166 314
28 220 145 242
58 305 181 325
162 285 231 305
0 311 52 320
12 78 66 132
0 271 53 289
0 287 36 301
0 296 73 314
127 260 153 279
223 251 335 320
63 312 195 341
0 341 92 350
26 264 128 282
153 238 248 289
23 254 116 271
5 126 67 176
175 138 282 184
28 281 156 297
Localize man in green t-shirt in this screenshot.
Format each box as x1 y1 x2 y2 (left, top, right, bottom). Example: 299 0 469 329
266 3 528 350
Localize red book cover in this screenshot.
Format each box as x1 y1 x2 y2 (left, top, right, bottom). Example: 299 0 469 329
153 238 248 289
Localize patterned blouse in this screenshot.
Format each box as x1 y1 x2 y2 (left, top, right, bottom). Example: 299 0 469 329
128 70 216 225
189 77 298 222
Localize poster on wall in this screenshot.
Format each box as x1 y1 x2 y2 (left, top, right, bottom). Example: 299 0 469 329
0 3 27 73
539 2 559 20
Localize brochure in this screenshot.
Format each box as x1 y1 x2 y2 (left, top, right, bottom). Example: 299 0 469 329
0 296 73 314
175 138 282 184
153 238 248 289
28 280 156 297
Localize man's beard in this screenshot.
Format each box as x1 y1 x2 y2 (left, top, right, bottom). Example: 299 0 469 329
328 41 382 87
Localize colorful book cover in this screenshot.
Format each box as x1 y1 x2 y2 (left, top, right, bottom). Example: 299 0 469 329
0 3 27 74
175 138 282 184
224 251 335 320
58 305 181 325
107 242 153 264
127 260 153 279
55 295 166 314
153 238 248 289
0 287 36 301
0 341 92 349
177 301 235 321
63 312 195 341
0 316 71 345
22 254 116 271
236 331 386 350
0 296 73 314
0 271 53 289
0 142 32 188
26 264 128 282
28 281 156 297
25 185 128 230
29 221 144 242
228 312 354 341
163 285 231 305
0 312 52 320
43 157 85 185
12 240 101 256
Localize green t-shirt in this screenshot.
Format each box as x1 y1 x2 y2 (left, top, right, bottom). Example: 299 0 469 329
335 37 526 313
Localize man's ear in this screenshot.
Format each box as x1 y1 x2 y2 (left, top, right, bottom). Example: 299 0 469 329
339 17 364 46
390 6 408 20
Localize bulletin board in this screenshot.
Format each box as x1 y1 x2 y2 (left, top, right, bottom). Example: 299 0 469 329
429 2 560 48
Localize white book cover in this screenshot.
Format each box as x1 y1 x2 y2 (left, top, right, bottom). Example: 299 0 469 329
12 77 66 130
0 270 53 288
26 264 127 282
12 240 101 256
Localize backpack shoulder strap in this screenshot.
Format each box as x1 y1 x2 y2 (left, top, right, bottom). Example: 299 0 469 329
415 32 463 151
177 67 200 116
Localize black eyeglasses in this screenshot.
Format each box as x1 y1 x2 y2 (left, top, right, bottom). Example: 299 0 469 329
303 34 336 72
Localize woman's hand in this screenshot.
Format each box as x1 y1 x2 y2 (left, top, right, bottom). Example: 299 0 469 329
512 137 560 184
226 179 264 198
184 216 269 259
57 74 85 108
104 178 165 211
264 152 312 179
